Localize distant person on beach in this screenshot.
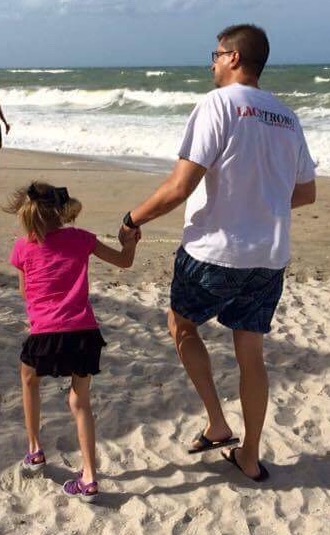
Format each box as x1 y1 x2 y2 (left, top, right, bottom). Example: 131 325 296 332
0 105 10 148
4 181 139 501
118 24 316 482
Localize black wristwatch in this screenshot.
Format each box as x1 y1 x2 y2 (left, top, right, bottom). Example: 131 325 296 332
123 211 139 229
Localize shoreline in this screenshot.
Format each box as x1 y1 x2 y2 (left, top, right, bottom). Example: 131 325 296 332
3 145 330 178
1 147 329 284
2 147 175 175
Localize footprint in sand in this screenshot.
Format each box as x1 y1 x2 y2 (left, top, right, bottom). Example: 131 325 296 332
274 406 296 426
294 419 322 443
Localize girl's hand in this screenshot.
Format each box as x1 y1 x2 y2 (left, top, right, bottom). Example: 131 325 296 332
119 224 141 245
123 229 141 248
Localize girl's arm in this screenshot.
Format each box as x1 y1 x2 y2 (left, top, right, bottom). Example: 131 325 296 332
93 238 137 268
18 270 26 299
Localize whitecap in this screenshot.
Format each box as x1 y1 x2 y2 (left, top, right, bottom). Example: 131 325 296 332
145 71 167 77
7 69 73 74
314 76 330 83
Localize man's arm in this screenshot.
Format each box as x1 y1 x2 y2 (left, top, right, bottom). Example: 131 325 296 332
118 158 206 244
131 158 206 226
291 180 316 209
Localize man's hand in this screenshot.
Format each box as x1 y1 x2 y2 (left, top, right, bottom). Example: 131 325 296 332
5 123 10 135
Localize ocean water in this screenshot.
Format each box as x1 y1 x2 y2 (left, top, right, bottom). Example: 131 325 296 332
0 65 329 175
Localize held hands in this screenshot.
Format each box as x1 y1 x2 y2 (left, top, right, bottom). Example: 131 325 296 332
118 224 141 246
119 211 141 246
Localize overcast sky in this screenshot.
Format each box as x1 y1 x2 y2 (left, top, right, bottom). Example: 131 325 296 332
0 0 329 68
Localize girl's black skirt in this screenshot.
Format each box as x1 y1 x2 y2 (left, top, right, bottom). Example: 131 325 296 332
20 329 107 378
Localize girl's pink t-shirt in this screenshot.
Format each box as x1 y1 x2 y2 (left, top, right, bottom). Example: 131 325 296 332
10 227 98 334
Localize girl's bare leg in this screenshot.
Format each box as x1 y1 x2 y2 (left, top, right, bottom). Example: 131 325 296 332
21 363 42 456
69 374 96 484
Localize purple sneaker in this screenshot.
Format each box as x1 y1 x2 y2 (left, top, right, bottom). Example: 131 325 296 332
22 449 46 472
62 478 98 503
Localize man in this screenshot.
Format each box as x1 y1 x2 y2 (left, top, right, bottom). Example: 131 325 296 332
0 105 10 149
119 24 316 481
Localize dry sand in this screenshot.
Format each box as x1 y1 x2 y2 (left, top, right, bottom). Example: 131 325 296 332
0 148 329 534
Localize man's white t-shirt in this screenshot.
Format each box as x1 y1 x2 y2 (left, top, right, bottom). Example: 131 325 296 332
179 83 316 269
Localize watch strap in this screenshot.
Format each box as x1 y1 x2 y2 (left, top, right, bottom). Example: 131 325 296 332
123 211 138 229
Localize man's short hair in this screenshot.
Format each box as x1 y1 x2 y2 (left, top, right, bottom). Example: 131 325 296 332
217 24 270 77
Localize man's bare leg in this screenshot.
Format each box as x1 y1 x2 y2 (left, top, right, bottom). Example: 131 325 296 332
168 309 233 444
228 330 268 478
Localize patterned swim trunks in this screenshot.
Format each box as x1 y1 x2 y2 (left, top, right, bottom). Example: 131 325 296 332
170 246 285 333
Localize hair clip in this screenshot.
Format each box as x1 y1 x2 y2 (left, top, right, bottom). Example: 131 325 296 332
27 184 40 201
55 187 70 206
27 184 69 207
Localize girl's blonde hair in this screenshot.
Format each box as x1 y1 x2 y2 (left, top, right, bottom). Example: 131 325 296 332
3 181 82 242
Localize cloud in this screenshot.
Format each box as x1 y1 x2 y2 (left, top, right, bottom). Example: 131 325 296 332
0 0 290 22
15 0 215 16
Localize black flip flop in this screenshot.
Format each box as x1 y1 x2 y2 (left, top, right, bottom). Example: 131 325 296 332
188 433 240 454
222 447 270 482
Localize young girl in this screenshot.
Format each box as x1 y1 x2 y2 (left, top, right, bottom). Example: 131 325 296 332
5 181 139 502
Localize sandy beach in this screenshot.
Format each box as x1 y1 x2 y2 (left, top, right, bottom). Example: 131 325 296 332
0 148 329 534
